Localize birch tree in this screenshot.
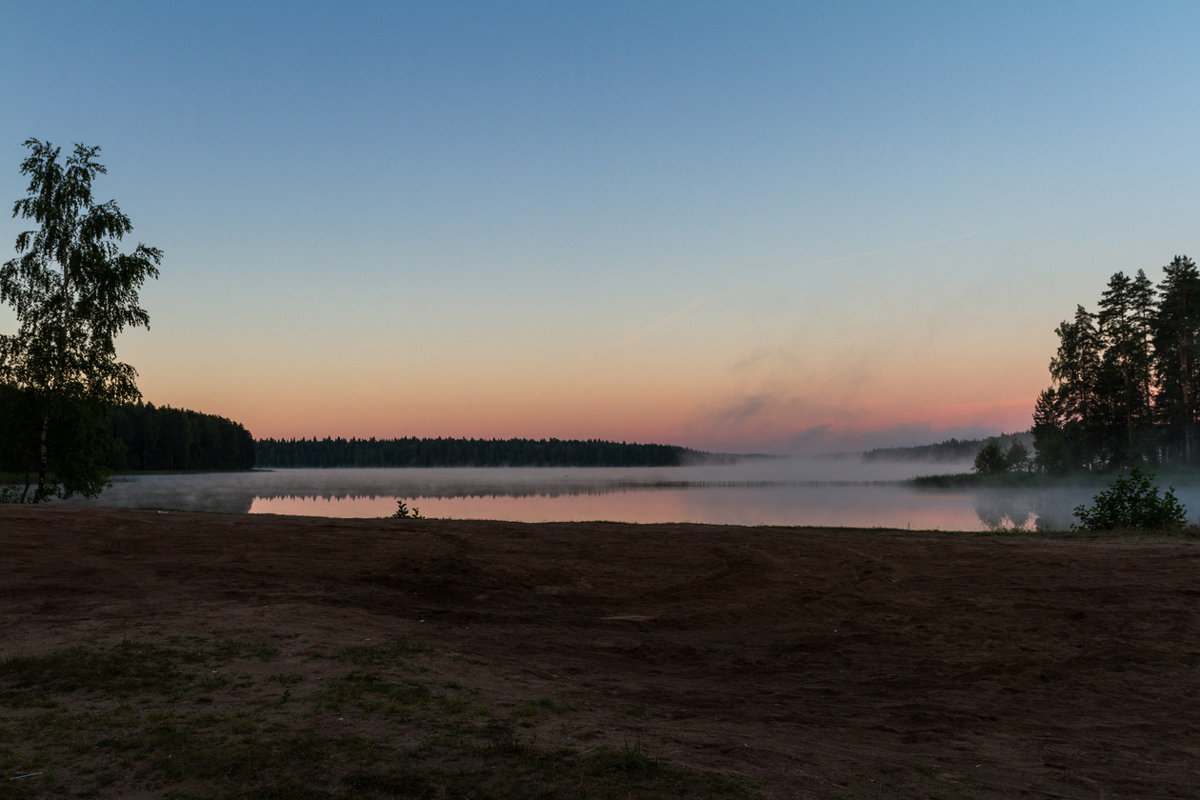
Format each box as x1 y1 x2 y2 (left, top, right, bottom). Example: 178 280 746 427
0 139 161 501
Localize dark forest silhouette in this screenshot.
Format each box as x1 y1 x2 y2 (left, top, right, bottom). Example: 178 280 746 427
863 432 1032 464
108 402 255 472
0 391 254 479
253 437 712 468
1033 255 1200 473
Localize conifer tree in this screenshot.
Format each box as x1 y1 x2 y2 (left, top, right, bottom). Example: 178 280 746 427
1046 305 1102 469
1152 256 1200 464
1095 270 1156 466
1034 257 1200 473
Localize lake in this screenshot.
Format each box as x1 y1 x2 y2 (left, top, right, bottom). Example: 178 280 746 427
57 457 1195 531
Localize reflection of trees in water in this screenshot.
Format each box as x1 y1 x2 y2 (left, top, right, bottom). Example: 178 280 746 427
256 479 812 503
974 498 1036 531
973 491 1076 532
68 476 828 516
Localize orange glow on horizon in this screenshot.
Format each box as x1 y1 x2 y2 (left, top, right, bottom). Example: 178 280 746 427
131 337 1044 451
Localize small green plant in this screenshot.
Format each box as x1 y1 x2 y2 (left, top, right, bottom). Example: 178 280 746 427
595 740 660 776
1072 466 1188 531
391 499 422 519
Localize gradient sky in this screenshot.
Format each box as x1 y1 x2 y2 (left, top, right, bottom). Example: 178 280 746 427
3 1 1200 453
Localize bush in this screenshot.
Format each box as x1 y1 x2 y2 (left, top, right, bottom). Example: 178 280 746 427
1072 467 1188 530
391 500 422 519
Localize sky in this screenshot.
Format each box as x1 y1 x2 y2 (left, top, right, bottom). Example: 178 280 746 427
3 1 1200 454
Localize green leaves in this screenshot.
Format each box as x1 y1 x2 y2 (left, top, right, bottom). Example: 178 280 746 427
1072 467 1189 531
1 138 161 500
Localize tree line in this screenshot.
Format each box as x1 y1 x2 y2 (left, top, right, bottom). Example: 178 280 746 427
254 437 709 468
863 433 1032 463
1033 255 1200 473
109 402 255 472
1 388 255 485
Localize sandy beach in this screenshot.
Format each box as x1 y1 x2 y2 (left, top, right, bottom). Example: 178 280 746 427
2 505 1199 798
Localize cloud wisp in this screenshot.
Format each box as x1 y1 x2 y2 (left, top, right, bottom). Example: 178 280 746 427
613 228 1000 350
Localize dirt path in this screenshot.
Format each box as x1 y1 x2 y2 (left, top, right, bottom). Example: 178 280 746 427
3 505 1199 798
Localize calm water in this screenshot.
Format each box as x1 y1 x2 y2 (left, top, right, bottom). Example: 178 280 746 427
58 458 1200 531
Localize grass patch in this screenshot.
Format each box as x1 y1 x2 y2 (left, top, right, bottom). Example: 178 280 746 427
514 696 578 716
315 672 432 715
0 634 762 799
332 636 431 666
592 739 661 776
0 636 281 708
0 640 187 704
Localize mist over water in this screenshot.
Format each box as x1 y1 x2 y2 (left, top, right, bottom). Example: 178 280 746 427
58 455 1200 531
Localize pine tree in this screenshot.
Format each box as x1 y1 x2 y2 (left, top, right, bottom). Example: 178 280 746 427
1048 305 1102 469
1031 387 1071 474
1095 270 1156 467
1152 256 1200 464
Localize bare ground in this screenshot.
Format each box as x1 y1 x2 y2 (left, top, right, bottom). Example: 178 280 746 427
2 505 1199 798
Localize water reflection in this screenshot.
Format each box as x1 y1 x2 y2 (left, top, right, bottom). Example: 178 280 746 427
972 494 1037 532
61 463 1200 531
966 487 1108 532
248 482 985 528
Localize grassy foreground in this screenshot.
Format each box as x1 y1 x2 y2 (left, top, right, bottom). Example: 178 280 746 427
0 633 761 799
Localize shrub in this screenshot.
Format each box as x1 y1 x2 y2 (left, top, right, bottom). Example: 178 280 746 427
1072 467 1188 530
391 499 422 519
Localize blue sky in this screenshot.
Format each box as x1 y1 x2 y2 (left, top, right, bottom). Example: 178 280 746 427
3 2 1199 452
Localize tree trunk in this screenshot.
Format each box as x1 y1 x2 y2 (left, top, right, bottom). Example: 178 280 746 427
34 408 49 502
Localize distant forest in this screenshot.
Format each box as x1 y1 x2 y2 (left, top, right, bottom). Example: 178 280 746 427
0 391 255 477
109 402 256 471
254 437 712 468
862 432 1032 463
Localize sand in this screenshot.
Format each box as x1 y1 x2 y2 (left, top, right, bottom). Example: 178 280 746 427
2 505 1199 798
